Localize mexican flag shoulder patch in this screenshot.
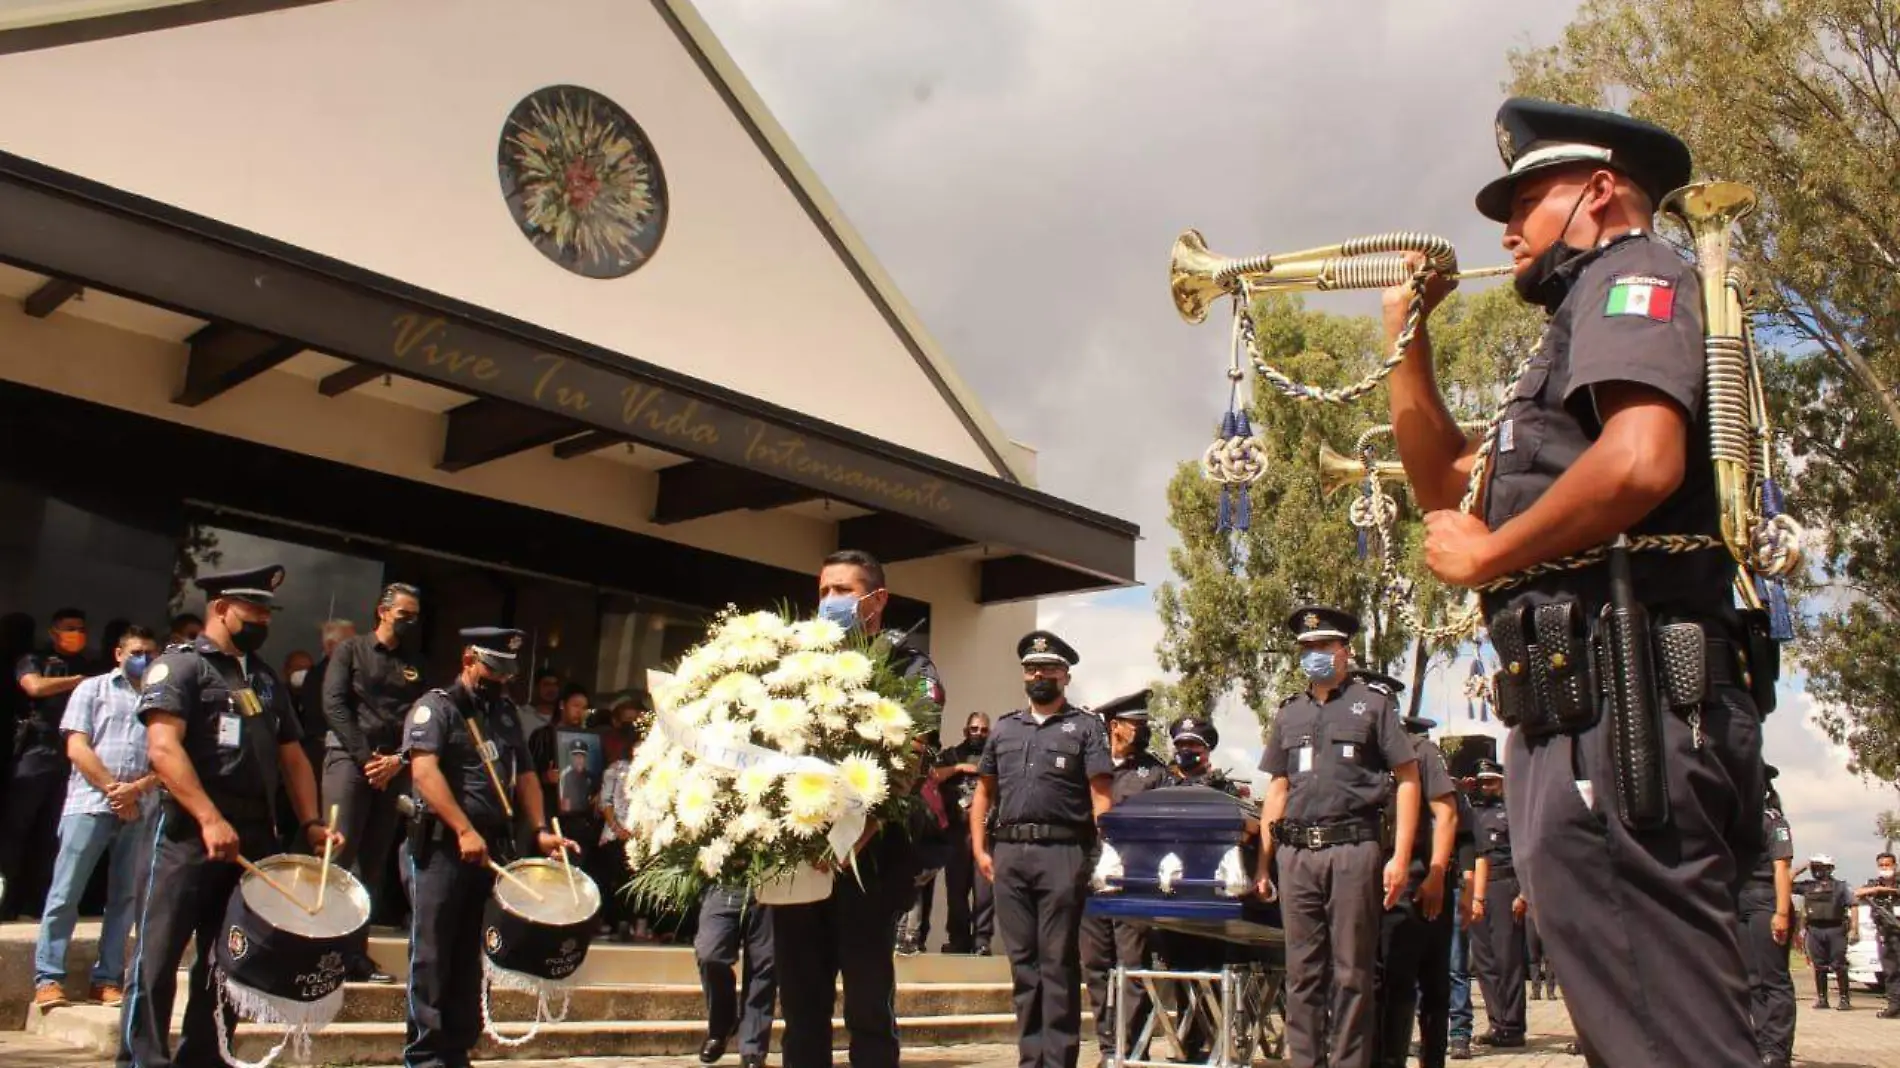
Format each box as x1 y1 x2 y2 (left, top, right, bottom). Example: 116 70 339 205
1605 274 1675 321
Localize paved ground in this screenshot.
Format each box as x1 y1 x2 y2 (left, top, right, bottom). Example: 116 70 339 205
0 994 1891 1067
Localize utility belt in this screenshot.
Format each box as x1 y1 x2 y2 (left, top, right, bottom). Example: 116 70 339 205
161 791 274 834
407 810 516 864
992 822 1093 845
1487 864 1517 882
1273 817 1380 851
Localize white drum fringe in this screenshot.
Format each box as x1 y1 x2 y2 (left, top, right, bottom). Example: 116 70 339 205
480 957 576 1047
212 969 344 1068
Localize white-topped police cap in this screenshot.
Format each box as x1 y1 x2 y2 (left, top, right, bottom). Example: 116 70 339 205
1170 716 1219 749
462 626 526 670
1810 853 1835 867
1475 757 1505 780
1353 669 1406 694
1476 97 1694 223
1402 715 1438 735
196 564 286 607
1287 604 1360 644
1017 629 1079 667
1093 688 1152 722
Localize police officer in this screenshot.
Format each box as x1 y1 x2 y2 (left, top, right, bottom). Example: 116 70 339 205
1738 766 1796 1067
935 711 996 955
1168 717 1238 795
694 883 774 1068
972 630 1111 1068
118 565 340 1068
1466 760 1525 1048
1384 97 1768 1067
400 626 572 1068
1080 690 1168 1061
1856 852 1900 1019
1256 607 1420 1068
775 549 944 1068
1371 693 1459 1068
1793 854 1857 1011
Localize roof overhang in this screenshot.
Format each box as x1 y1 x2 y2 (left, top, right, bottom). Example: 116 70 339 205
0 149 1140 603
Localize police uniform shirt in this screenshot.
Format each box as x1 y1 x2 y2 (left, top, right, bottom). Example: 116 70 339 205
1170 766 1242 798
885 640 946 711
978 705 1112 826
1400 736 1457 871
1260 677 1413 823
323 632 427 763
137 636 301 805
1746 809 1794 886
402 681 529 829
13 647 105 752
1109 751 1170 806
936 736 987 818
1475 801 1513 870
1483 231 1732 620
1795 876 1854 926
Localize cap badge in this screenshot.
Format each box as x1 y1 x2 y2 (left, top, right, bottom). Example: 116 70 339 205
508 634 524 652
1303 613 1320 630
1032 637 1049 653
268 568 285 590
1495 118 1515 164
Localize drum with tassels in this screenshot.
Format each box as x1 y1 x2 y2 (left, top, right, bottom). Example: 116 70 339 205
214 854 370 1067
480 858 601 1047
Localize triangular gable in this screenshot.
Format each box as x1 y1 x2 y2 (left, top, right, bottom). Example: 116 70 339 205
0 0 1028 482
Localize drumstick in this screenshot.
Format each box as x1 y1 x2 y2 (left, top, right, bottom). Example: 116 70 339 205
317 803 338 910
237 856 319 915
487 860 545 902
464 718 516 819
551 816 580 905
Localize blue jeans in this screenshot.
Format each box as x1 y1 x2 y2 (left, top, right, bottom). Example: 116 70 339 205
1448 886 1472 1040
34 810 151 986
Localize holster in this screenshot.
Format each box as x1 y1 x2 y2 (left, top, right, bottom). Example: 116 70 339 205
1740 608 1781 715
1596 599 1670 832
1488 601 1600 736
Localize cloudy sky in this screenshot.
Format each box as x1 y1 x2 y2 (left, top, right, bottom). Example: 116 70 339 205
693 1 1900 873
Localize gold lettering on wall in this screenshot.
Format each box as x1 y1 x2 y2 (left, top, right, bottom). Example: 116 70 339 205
619 385 719 446
389 314 502 381
743 423 953 514
531 353 592 413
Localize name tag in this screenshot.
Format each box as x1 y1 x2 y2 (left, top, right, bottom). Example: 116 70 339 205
219 713 243 749
478 739 500 765
1054 755 1068 769
1295 747 1312 773
1498 419 1516 454
1340 743 1356 761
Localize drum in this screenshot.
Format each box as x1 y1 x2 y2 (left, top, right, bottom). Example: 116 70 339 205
212 854 370 1066
483 858 601 989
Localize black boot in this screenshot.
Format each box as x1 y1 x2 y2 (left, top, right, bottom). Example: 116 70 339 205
1814 971 1831 1009
1838 969 1853 1010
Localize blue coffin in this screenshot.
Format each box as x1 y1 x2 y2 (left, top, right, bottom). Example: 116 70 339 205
1088 785 1282 946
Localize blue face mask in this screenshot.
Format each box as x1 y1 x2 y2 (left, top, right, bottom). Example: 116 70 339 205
1300 649 1336 681
123 653 151 682
818 593 862 632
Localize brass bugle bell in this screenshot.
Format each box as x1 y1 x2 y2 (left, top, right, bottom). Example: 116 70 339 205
1318 442 1410 496
1171 229 1513 324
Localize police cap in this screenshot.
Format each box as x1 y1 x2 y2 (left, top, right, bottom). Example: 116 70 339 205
196 564 287 607
1287 605 1359 644
568 739 590 755
1477 97 1694 223
1018 630 1079 668
1402 715 1438 735
1093 688 1152 722
462 627 526 673
1475 757 1505 780
1352 669 1406 693
1170 716 1219 749
1763 762 1780 780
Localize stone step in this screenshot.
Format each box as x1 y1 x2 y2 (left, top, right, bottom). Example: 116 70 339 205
29 1002 1037 1062
307 979 1014 1024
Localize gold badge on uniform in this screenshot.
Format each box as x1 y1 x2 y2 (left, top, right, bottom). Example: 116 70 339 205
234 687 264 718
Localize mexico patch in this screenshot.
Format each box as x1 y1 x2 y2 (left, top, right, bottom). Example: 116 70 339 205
1605 275 1675 321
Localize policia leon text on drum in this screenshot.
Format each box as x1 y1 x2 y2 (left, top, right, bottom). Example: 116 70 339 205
119 565 342 1068
400 626 574 1068
1382 98 1772 1066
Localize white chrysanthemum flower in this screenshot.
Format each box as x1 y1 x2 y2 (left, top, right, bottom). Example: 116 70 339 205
784 767 843 819
709 673 768 709
854 718 882 743
730 806 774 842
824 650 875 687
839 754 890 806
735 765 776 804
870 698 912 736
675 647 720 685
754 698 812 745
819 711 850 733
727 636 780 669
849 688 883 709
805 681 850 711
783 807 832 837
789 618 846 651
644 761 682 798
673 698 716 727
650 817 678 850
698 838 736 877
676 773 720 831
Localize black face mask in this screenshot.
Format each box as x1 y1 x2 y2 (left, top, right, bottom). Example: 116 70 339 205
1512 186 1596 314
390 617 420 649
1025 678 1062 705
229 617 269 656
1177 750 1207 772
474 675 505 700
